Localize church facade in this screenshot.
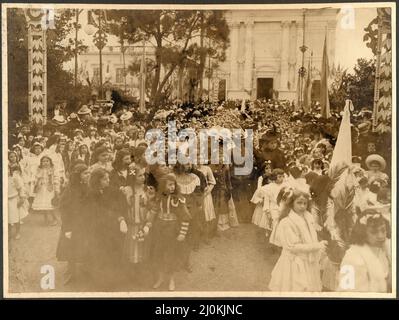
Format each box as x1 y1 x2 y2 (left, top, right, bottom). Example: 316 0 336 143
216 8 339 102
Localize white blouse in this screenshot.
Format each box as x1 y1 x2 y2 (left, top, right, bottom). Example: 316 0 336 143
339 241 391 292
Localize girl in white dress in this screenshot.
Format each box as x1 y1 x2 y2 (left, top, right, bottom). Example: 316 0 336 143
251 162 273 238
259 169 287 234
12 145 30 189
269 189 327 292
31 155 60 226
196 164 216 220
251 184 271 240
50 143 67 188
339 210 391 292
26 142 45 198
8 163 29 239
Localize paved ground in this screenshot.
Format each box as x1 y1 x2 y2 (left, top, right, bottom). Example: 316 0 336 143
7 211 279 294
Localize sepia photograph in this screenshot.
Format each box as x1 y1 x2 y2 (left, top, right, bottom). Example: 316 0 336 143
2 2 396 298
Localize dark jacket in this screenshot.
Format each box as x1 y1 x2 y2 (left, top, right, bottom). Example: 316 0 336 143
254 147 286 172
109 168 135 190
87 186 128 266
150 193 192 272
211 165 232 216
56 182 90 262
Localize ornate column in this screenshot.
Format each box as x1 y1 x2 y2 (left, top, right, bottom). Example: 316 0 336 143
288 21 297 91
280 20 290 91
251 52 257 100
244 20 254 95
229 22 239 91
237 23 245 89
25 8 48 125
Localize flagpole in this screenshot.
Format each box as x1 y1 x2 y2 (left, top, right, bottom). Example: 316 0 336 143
320 28 331 118
298 9 307 110
303 51 313 113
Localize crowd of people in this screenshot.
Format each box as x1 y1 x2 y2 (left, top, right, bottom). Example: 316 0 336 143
7 97 392 292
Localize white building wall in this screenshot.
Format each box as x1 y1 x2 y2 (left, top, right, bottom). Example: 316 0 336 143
218 9 338 101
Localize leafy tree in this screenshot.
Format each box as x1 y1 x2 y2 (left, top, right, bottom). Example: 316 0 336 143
7 8 89 123
7 8 28 122
345 58 376 110
328 64 348 110
107 10 229 105
329 59 375 111
46 9 88 114
106 11 135 94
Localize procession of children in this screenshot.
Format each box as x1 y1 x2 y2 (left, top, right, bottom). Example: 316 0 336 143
7 98 392 292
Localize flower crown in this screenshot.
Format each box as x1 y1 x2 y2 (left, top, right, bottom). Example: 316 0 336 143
359 213 382 225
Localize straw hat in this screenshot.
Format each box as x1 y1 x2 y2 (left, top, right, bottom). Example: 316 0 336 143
120 111 133 121
52 115 68 125
365 154 386 171
77 105 91 115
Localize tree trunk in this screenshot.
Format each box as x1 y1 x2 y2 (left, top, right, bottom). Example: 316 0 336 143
154 13 201 105
155 62 179 105
151 25 162 105
151 46 162 102
178 65 184 100
198 13 205 101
